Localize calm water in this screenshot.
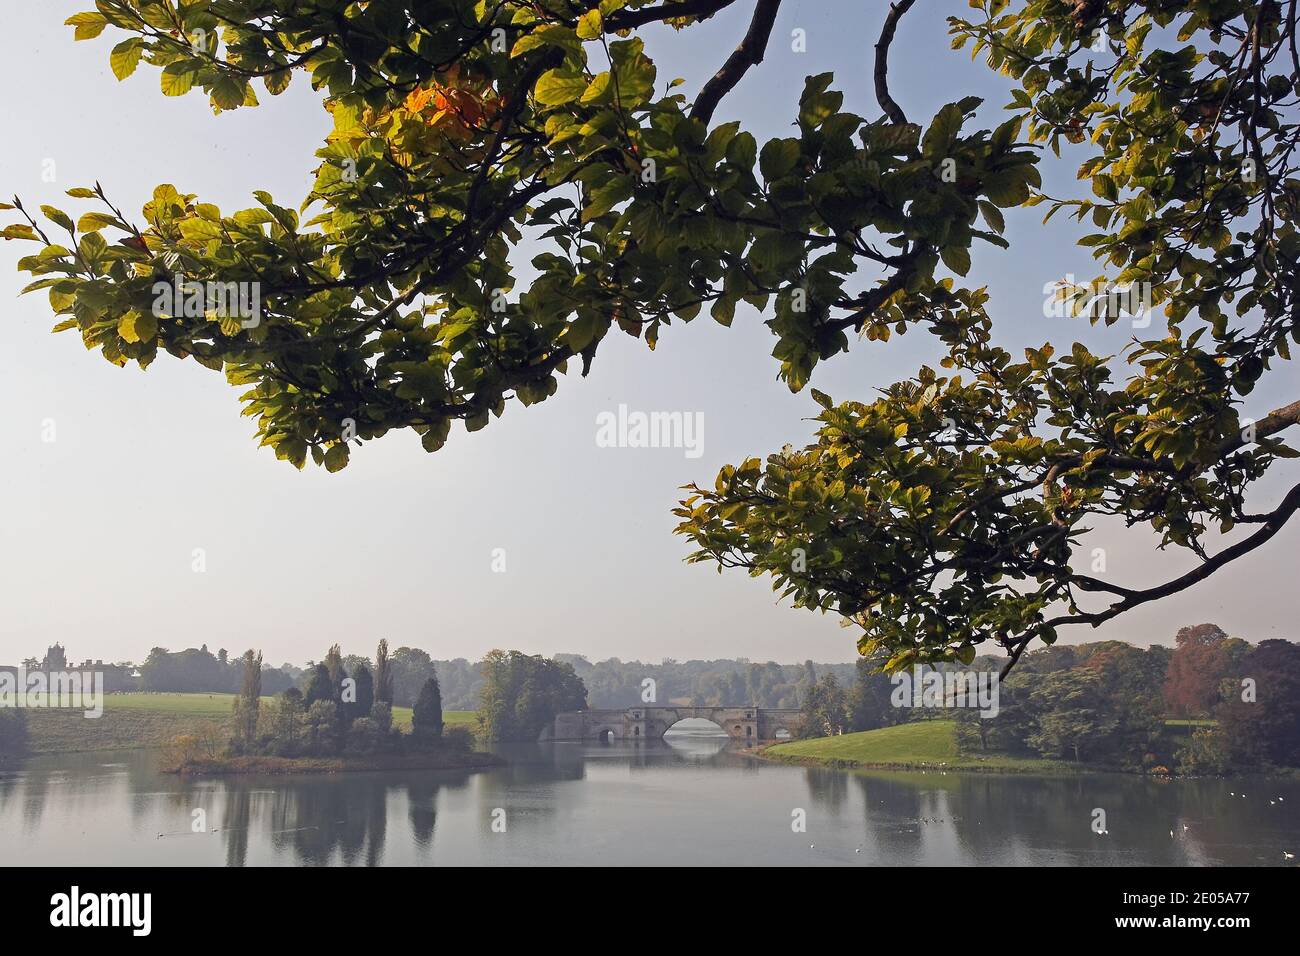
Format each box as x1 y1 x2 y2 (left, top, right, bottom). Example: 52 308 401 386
3 732 1297 866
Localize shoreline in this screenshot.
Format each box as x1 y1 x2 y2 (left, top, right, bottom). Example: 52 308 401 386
750 746 1083 775
750 742 1300 779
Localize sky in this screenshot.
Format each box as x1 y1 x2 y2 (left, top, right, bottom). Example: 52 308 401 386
1 0 1296 669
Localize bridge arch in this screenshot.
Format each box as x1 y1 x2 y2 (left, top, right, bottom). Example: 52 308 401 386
662 715 728 736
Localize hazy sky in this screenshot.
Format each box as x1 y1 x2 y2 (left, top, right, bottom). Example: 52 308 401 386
1 1 1295 668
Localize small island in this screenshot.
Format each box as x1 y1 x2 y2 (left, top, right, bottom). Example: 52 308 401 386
161 641 501 776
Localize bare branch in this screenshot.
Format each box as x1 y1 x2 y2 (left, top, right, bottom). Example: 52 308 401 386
691 0 783 125
874 0 919 124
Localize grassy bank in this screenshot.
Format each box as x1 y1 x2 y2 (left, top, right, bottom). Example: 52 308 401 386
23 692 477 754
760 721 1077 774
167 751 503 776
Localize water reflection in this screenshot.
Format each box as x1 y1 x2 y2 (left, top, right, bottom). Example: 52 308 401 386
2 746 1296 866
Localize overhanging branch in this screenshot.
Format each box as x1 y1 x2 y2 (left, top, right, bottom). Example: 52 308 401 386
691 0 783 125
874 0 919 124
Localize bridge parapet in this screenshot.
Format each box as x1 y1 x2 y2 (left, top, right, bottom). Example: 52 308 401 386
544 706 803 742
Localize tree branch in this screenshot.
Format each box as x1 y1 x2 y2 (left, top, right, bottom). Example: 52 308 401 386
1049 478 1300 630
605 0 740 31
874 0 919 124
691 0 783 125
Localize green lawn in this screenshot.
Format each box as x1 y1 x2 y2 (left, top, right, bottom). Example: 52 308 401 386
102 692 242 715
762 720 1076 773
23 692 477 754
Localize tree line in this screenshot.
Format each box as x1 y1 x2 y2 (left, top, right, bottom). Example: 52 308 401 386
951 627 1299 773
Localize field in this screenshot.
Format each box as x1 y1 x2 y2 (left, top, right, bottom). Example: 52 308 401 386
22 692 477 754
761 720 1076 773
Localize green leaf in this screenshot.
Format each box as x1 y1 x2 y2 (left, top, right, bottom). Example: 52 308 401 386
922 103 964 159
40 206 74 231
726 131 757 170
323 443 349 473
759 138 800 180
978 200 1005 233
76 212 118 232
65 12 107 40
110 38 144 80
940 245 971 276
211 76 248 111
535 69 589 107
562 311 604 351
118 310 156 343
263 69 292 96
582 175 633 222
576 9 603 40
161 62 197 97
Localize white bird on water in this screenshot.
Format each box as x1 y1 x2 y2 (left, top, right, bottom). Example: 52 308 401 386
1284 851 1295 860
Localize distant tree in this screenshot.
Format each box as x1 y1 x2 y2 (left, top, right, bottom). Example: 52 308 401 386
274 687 305 750
305 700 338 753
390 647 437 708
138 644 286 693
799 673 849 738
477 650 586 741
1218 640 1300 768
1081 643 1166 768
413 676 444 740
955 667 1036 755
348 663 374 724
800 661 817 690
374 640 394 707
323 643 346 688
302 663 332 707
848 657 897 732
230 650 263 748
1025 669 1114 763
1163 624 1240 717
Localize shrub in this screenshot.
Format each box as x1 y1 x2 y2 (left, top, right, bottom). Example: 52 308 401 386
441 725 474 753
1176 728 1233 775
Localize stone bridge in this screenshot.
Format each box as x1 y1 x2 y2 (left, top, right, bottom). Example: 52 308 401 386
543 706 803 742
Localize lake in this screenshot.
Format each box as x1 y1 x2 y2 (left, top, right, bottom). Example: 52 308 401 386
4 730 1297 866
